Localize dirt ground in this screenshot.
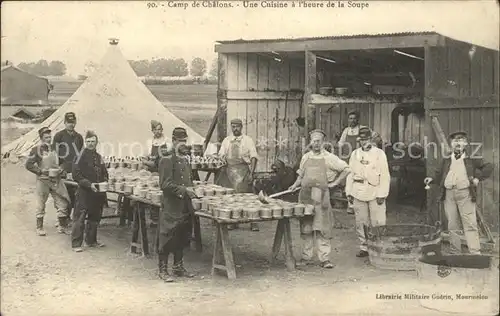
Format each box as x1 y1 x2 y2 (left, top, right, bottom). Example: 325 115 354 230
2 162 467 316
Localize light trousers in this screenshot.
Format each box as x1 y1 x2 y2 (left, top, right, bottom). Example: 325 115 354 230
352 198 386 251
444 188 480 254
301 231 331 262
35 180 68 219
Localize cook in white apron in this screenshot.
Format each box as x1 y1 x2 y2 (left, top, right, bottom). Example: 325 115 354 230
215 118 258 231
290 129 350 269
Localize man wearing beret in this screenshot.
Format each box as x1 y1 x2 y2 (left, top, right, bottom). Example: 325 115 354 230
53 112 84 225
289 129 350 269
26 127 70 236
345 127 390 258
157 127 197 282
216 118 259 231
424 131 493 254
71 131 109 252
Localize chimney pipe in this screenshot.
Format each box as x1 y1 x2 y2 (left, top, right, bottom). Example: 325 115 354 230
109 38 119 45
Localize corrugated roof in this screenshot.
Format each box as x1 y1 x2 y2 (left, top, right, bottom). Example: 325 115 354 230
216 31 439 44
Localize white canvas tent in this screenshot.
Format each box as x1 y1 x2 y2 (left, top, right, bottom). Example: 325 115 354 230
2 40 216 158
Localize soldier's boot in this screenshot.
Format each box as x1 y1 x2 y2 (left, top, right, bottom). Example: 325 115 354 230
57 217 68 234
172 251 195 278
158 256 174 283
172 261 195 278
36 217 46 236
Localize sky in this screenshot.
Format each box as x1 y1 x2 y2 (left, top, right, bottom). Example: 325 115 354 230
1 0 498 77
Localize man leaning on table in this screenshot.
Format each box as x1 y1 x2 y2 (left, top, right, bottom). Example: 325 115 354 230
216 118 259 231
288 129 350 269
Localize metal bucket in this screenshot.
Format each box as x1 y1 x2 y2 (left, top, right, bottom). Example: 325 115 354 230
415 245 499 315
365 222 442 271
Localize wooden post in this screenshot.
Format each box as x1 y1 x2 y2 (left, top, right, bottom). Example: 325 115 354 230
304 50 317 136
424 46 440 226
217 53 228 149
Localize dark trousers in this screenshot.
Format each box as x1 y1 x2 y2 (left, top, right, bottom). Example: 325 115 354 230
66 185 77 219
158 220 191 265
71 205 103 248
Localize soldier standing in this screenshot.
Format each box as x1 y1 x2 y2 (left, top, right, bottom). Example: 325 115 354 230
157 127 197 282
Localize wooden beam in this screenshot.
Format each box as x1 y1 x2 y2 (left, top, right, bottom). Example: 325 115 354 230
226 90 303 101
310 93 423 105
305 51 317 135
425 95 499 109
327 72 424 79
217 53 228 148
430 115 451 154
215 34 444 53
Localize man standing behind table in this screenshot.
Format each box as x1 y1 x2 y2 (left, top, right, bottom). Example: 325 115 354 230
216 118 259 231
26 127 70 236
424 131 493 255
157 127 197 282
289 129 350 269
53 112 84 225
71 131 109 252
345 127 390 258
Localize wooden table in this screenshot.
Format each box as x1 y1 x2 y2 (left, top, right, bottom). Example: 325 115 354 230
64 180 202 256
124 195 203 257
64 180 126 220
195 211 296 280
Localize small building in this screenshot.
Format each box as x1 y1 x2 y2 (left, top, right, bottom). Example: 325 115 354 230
1 64 51 105
214 32 499 232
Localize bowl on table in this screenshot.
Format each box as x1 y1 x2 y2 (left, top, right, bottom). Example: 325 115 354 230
293 204 305 216
96 182 108 192
48 168 60 178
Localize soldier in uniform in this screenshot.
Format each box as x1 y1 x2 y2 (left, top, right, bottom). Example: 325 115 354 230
71 131 109 252
53 112 84 224
157 127 198 282
26 127 70 236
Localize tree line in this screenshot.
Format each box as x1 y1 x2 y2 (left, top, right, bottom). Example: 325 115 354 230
5 56 218 79
128 57 217 78
15 60 67 76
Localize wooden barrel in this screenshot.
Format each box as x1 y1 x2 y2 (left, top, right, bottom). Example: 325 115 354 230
365 223 442 271
415 246 499 315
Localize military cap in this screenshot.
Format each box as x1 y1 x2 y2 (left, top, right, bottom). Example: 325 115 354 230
38 127 51 138
150 120 162 130
230 118 243 126
309 129 326 139
449 131 468 140
64 112 76 123
85 130 98 139
357 126 372 140
172 127 188 140
347 109 360 118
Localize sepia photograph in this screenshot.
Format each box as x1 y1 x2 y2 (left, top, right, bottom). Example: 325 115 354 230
1 1 499 315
